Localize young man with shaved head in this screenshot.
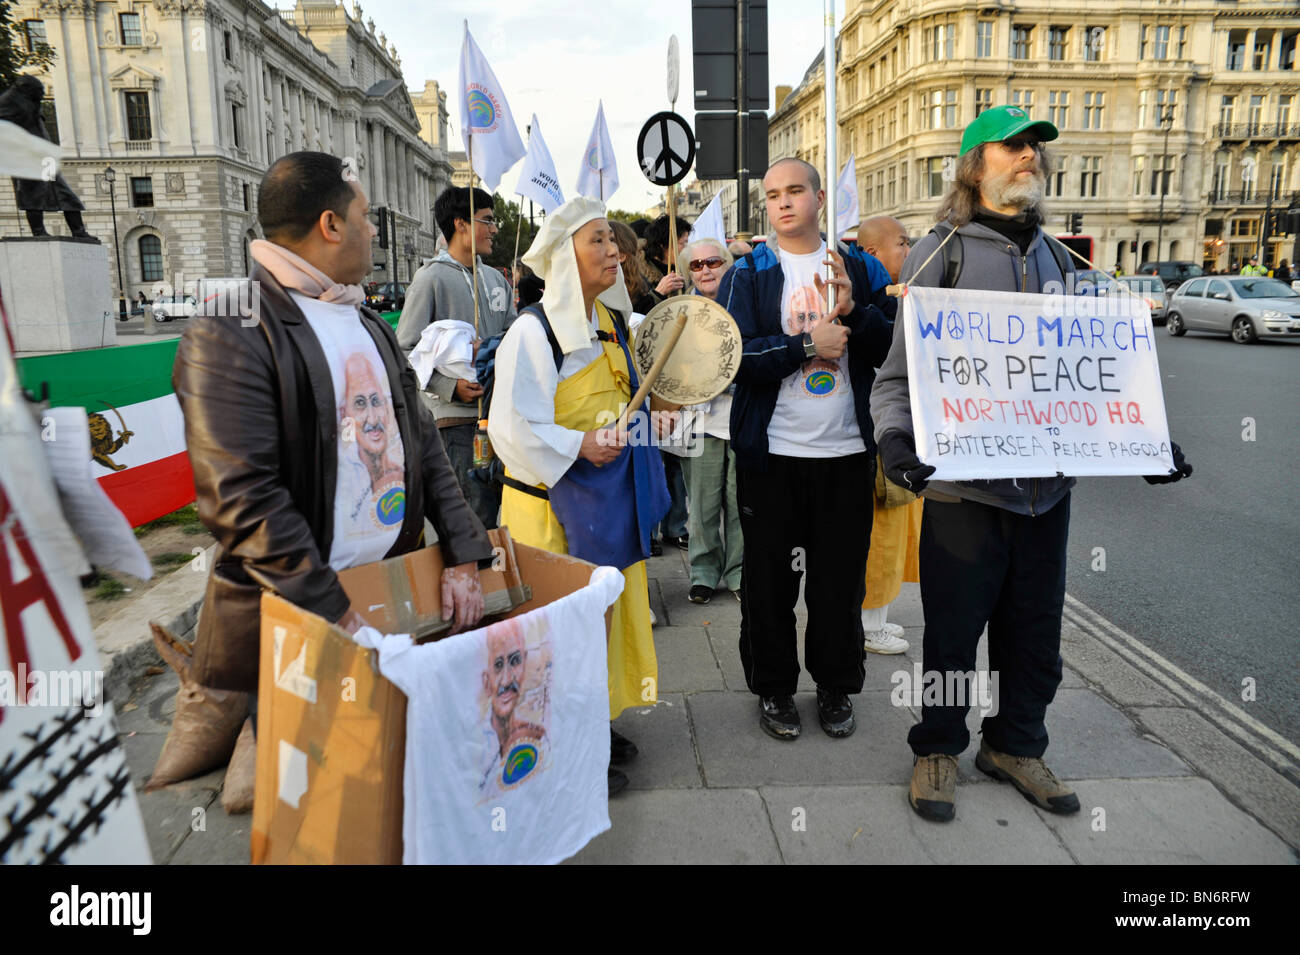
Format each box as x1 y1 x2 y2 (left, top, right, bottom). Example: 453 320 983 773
717 156 896 742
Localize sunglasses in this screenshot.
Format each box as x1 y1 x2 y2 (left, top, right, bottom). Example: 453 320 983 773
999 137 1042 153
689 256 725 272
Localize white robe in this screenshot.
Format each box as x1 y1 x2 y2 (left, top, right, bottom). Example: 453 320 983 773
488 306 606 487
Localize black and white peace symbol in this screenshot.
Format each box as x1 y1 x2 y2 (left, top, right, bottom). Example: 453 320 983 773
637 111 695 186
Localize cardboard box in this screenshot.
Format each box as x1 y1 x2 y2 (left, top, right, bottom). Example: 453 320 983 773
250 528 600 864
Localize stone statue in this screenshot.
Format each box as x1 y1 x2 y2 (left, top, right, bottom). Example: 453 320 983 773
0 76 92 239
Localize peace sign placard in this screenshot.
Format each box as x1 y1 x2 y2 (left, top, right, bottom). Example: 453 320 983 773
637 111 695 187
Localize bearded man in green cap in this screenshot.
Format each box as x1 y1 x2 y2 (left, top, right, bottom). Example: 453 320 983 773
870 106 1193 823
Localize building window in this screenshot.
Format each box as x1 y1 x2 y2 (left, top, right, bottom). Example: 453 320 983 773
1049 90 1068 129
1049 26 1068 62
925 24 956 62
1211 154 1230 200
876 169 884 208
1269 151 1286 198
1150 155 1174 196
223 30 233 63
1278 94 1294 129
130 176 153 207
266 128 274 159
139 235 162 282
1011 89 1033 112
1220 95 1236 127
20 19 46 51
976 21 993 58
1156 89 1177 127
1280 31 1297 70
1227 31 1246 71
124 91 151 140
924 157 946 197
1080 156 1101 197
925 89 957 129
231 103 244 149
1083 26 1104 62
119 12 142 46
1177 26 1187 59
1248 94 1264 132
975 88 992 116
1046 155 1068 197
1139 25 1148 60
888 107 897 142
1083 91 1104 130
243 182 251 211
1253 32 1271 70
40 99 59 143
1132 156 1145 196
888 165 897 206
1153 25 1170 60
1012 25 1033 60
1230 218 1258 238
901 161 908 201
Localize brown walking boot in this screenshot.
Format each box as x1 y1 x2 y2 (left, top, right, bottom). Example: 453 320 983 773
976 741 1080 814
908 753 958 822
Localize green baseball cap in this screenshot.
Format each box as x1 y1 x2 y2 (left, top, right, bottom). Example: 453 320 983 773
960 105 1058 157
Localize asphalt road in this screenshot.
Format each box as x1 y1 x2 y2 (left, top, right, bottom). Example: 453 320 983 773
1065 324 1300 743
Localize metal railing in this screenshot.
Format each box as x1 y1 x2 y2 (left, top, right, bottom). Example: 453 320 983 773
1205 190 1300 205
1211 122 1300 139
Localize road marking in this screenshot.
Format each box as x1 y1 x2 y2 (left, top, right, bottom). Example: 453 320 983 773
1063 593 1300 777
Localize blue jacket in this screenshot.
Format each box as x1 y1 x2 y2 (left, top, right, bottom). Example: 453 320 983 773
717 240 897 470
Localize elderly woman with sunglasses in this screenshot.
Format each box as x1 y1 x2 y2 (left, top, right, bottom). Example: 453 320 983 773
674 237 744 605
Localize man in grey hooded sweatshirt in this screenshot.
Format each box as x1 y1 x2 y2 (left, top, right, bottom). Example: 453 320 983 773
870 106 1192 824
397 186 516 529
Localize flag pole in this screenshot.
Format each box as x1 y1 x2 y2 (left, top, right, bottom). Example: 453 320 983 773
666 183 678 281
823 0 838 315
466 137 482 338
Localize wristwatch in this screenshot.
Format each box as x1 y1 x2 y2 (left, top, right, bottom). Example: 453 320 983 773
801 332 817 360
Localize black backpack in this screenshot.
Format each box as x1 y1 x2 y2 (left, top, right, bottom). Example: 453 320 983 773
931 222 1074 290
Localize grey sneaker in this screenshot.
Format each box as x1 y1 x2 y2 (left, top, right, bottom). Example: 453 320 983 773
909 754 958 822
976 741 1080 814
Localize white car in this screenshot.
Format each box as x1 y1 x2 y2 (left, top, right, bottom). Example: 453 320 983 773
1166 277 1300 343
151 294 197 323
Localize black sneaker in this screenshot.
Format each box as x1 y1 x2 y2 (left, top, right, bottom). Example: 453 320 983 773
688 585 712 604
758 694 801 740
610 728 638 765
608 766 629 797
664 534 690 551
650 538 664 557
816 687 856 738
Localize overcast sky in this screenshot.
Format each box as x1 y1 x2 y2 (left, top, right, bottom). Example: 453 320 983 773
342 0 828 213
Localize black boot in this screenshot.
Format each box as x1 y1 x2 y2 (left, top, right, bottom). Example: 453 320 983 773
64 209 93 240
25 210 49 237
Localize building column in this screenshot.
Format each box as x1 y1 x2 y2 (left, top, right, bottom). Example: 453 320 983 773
383 128 397 208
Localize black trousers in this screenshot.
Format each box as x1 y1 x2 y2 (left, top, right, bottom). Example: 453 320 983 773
443 422 500 530
908 494 1070 759
737 452 872 696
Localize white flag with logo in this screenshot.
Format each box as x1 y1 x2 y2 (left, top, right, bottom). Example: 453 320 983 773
692 192 727 247
457 21 525 191
516 115 565 215
836 156 860 239
576 101 619 202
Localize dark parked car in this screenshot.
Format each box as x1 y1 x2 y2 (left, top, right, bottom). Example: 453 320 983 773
1136 261 1204 290
365 281 407 311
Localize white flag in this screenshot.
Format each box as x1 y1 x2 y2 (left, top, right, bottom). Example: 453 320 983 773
835 156 860 239
576 101 619 202
458 22 525 191
515 115 565 215
692 192 727 247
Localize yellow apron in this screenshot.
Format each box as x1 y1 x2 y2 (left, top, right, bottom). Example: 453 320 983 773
863 497 923 610
501 303 657 719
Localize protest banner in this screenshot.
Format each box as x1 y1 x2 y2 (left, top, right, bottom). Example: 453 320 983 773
902 285 1175 480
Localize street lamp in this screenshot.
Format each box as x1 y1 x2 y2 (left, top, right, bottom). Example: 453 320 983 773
104 165 127 323
1155 105 1175 264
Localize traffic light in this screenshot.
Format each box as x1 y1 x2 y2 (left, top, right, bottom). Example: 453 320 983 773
377 206 389 249
1069 213 1083 235
1129 240 1138 254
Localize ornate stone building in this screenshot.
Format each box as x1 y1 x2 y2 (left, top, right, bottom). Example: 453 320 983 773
763 0 1299 272
2 0 452 300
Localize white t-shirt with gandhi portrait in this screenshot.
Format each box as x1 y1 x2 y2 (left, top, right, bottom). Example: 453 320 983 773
293 292 407 570
765 242 865 458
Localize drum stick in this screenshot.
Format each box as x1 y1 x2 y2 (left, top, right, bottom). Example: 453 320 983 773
615 308 688 432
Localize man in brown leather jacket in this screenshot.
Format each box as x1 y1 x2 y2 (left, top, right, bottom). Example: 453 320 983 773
174 152 494 696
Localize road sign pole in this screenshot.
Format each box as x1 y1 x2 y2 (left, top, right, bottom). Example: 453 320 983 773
823 0 838 311
737 0 749 238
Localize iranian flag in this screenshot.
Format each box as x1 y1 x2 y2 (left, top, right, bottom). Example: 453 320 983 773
16 339 193 527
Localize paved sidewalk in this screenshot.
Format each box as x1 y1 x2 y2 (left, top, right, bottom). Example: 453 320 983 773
113 546 1299 864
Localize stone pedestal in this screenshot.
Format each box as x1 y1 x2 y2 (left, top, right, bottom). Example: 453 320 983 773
0 237 117 352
